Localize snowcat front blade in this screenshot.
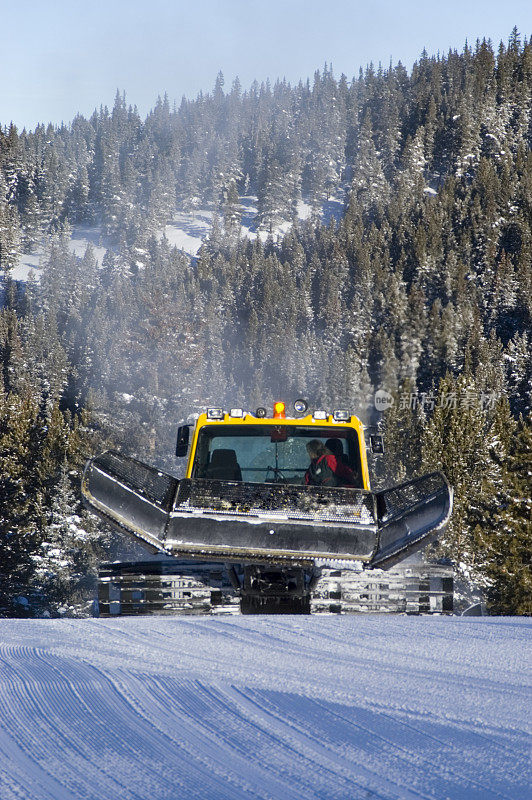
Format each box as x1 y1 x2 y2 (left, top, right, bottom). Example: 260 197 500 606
82 451 378 564
371 472 453 568
82 453 452 567
165 476 378 564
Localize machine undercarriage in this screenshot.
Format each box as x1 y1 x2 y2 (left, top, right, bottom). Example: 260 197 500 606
97 559 454 616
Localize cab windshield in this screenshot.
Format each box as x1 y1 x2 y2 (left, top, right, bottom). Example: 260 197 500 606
192 425 362 485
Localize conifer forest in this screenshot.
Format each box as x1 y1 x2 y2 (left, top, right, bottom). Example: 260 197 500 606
0 31 530 616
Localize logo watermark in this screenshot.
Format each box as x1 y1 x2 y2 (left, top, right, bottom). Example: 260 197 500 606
374 389 498 412
374 389 395 411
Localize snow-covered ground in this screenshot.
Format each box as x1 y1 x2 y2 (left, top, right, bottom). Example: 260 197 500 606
162 196 325 254
10 248 44 282
67 225 108 263
163 208 214 255
10 225 110 282
0 616 529 800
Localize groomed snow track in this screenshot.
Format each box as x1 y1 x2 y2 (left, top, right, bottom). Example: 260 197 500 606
0 616 529 800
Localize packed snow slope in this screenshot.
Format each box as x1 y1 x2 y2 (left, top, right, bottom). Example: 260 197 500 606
0 616 529 800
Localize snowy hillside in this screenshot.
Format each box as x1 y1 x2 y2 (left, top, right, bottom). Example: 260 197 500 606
10 194 344 282
10 225 110 282
0 616 529 800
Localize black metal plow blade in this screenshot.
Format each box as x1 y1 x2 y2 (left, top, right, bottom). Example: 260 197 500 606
166 477 378 563
81 452 179 552
372 472 453 568
82 452 452 566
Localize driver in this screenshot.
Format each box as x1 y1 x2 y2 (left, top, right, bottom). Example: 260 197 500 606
305 440 356 487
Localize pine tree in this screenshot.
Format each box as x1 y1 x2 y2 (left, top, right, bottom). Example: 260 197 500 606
0 391 44 613
505 332 532 416
0 170 21 276
421 373 499 598
346 112 389 216
64 165 90 223
222 179 241 241
477 413 532 614
380 378 425 483
32 465 100 615
0 308 28 394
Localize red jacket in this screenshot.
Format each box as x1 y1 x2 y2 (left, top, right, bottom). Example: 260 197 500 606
305 454 356 487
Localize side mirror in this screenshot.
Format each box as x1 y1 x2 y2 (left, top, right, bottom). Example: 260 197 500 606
369 434 384 455
176 425 190 457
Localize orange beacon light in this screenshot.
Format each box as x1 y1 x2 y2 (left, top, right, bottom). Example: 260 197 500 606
273 401 286 419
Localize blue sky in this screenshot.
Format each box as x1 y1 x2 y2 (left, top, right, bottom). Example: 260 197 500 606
2 0 530 130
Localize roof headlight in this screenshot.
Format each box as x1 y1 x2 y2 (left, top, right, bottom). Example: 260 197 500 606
229 408 244 418
206 408 224 420
294 398 308 414
333 410 350 421
313 410 327 420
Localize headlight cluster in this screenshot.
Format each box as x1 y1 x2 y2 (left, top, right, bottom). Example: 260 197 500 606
206 403 352 421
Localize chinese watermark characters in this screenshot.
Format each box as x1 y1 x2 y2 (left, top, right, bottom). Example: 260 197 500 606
375 389 498 412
